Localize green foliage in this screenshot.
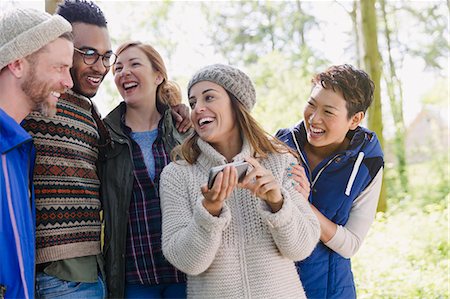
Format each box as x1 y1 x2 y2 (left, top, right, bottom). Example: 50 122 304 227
394 2 449 75
422 79 449 106
201 0 325 73
353 200 448 298
247 51 311 134
354 155 449 298
103 0 176 59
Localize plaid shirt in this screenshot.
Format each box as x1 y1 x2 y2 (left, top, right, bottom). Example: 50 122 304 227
122 116 185 285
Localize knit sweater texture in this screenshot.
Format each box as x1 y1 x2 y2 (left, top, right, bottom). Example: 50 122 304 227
160 138 320 299
22 90 101 263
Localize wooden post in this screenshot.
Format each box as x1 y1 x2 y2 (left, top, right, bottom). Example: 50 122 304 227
45 0 61 14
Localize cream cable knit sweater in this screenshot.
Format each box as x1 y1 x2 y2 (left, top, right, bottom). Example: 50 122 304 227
160 138 320 299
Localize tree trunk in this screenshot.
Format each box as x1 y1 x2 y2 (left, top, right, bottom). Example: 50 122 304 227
45 0 61 14
380 0 409 193
360 0 387 212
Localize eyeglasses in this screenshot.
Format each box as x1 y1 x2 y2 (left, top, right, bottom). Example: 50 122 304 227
74 47 117 68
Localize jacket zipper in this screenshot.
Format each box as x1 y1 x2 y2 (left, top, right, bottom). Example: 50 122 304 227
290 130 342 195
2 154 30 299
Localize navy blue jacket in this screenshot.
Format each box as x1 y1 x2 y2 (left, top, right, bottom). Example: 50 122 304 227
0 109 36 299
276 121 383 299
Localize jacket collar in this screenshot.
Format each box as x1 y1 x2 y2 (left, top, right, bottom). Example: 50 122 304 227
293 121 373 159
0 108 32 154
104 102 170 137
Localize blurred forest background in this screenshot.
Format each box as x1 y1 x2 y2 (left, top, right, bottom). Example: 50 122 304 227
3 0 449 297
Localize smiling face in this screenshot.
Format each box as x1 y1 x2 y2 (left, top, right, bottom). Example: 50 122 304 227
70 23 111 98
304 84 363 154
113 46 162 108
189 81 240 150
22 37 73 117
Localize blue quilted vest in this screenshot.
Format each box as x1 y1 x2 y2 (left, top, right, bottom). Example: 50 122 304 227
276 122 383 299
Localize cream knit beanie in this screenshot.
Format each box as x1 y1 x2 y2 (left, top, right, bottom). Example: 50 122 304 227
187 64 256 111
0 8 72 70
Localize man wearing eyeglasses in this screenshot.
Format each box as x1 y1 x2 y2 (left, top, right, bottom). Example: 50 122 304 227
21 1 110 298
22 1 191 298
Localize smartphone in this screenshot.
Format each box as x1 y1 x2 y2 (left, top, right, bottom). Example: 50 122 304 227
207 161 249 189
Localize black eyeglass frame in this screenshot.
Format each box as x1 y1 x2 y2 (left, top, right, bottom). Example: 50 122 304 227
74 47 117 68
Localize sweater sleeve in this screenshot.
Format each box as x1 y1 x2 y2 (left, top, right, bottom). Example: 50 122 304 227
324 168 383 258
258 154 320 262
160 163 231 275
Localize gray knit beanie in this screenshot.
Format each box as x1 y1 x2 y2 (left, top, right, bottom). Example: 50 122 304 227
0 8 72 70
187 64 256 111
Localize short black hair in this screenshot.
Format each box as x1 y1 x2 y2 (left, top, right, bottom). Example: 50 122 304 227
56 0 107 27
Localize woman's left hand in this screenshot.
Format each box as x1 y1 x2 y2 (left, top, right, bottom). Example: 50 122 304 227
240 157 283 212
287 163 311 201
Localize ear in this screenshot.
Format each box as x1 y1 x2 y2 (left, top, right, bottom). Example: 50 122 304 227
155 74 163 85
349 111 364 130
7 59 27 78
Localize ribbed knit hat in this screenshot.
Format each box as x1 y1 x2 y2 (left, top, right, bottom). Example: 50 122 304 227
187 64 256 111
0 8 72 70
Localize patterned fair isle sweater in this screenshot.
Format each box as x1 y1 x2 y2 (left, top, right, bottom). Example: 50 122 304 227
160 138 320 299
22 90 101 264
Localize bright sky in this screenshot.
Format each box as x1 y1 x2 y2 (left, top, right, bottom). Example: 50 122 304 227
3 0 448 133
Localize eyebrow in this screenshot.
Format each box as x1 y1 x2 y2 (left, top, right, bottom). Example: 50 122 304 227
188 88 218 100
310 96 339 110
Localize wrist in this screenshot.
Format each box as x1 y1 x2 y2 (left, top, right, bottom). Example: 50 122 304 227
202 199 223 217
267 197 283 213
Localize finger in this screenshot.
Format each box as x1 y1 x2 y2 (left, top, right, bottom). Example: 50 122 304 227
172 111 183 130
217 166 234 201
293 182 310 199
258 181 282 202
209 171 224 201
252 174 274 194
249 171 276 198
224 167 238 198
179 117 192 132
201 184 209 196
241 162 267 185
293 168 308 183
244 156 261 169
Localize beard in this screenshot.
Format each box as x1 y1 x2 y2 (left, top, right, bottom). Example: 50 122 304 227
21 64 59 118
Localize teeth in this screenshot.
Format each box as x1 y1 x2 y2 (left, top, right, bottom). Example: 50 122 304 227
50 91 60 98
311 127 324 134
199 117 214 126
88 76 101 83
124 82 138 89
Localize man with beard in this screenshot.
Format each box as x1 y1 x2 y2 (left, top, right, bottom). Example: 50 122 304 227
0 8 73 299
21 1 191 298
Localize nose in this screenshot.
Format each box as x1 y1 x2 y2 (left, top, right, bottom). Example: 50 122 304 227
91 56 107 74
309 110 321 123
63 69 73 89
193 100 206 114
120 67 131 78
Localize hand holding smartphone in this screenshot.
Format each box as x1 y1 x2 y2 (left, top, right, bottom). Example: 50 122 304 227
207 161 249 189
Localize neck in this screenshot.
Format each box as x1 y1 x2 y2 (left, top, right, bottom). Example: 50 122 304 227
305 137 350 161
125 102 161 132
212 132 243 162
0 79 32 123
